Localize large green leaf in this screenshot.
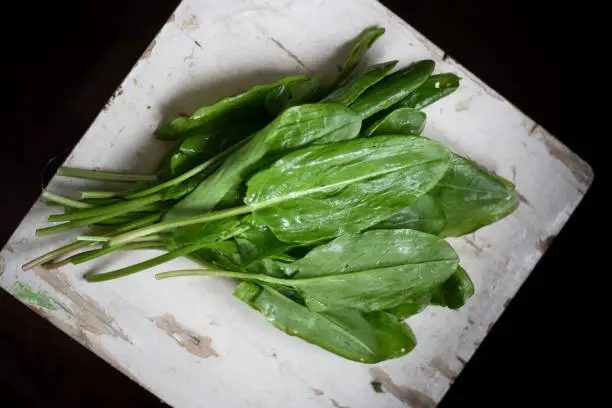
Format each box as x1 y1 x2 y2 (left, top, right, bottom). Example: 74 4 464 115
154 75 308 141
429 154 518 237
285 229 459 312
234 283 416 363
371 194 446 235
164 104 362 221
158 229 459 313
246 135 451 243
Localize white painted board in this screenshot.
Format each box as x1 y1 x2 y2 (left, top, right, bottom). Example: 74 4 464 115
0 0 593 407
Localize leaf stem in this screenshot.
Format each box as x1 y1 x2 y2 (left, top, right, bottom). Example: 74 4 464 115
76 234 161 243
108 205 253 246
85 244 199 282
47 193 163 223
42 189 93 209
87 226 249 282
23 213 163 270
57 167 157 183
155 269 288 285
71 242 165 265
125 138 249 199
80 190 125 199
22 241 91 271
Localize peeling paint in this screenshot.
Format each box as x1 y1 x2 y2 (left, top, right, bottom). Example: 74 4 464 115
32 266 129 341
312 388 324 396
369 367 436 408
0 255 4 278
152 314 218 358
330 398 349 408
430 357 458 382
140 39 158 61
11 281 58 311
538 234 556 253
182 14 199 29
542 135 593 188
454 100 470 112
103 85 125 111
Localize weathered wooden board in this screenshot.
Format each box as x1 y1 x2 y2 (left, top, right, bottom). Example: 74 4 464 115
0 1 593 407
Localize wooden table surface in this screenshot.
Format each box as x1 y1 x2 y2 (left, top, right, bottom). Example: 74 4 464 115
1 1 594 406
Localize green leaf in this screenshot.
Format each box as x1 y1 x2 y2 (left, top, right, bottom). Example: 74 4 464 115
265 76 321 116
112 135 451 246
169 113 269 175
188 247 244 272
164 103 362 221
285 229 453 278
154 75 308 141
396 73 461 110
158 229 459 313
386 265 475 316
349 60 435 119
235 222 295 266
244 257 290 278
166 216 241 250
431 266 475 309
370 194 446 235
333 27 386 88
246 135 451 243
322 61 398 106
385 299 429 319
234 282 416 363
363 107 426 137
429 154 518 237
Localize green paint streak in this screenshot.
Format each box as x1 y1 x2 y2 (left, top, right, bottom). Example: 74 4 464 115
11 281 58 311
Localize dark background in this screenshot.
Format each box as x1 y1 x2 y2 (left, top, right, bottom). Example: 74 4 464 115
1 0 594 406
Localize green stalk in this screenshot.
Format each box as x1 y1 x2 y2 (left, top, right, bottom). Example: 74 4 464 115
125 136 252 199
80 190 125 199
155 269 288 284
109 213 163 233
42 189 93 209
45 201 66 207
108 205 253 246
92 216 142 226
22 241 91 271
86 243 206 282
57 167 157 183
71 242 165 265
47 193 163 223
23 213 162 270
76 234 161 243
87 226 249 282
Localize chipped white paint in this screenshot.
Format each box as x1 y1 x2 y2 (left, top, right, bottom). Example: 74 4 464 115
0 0 593 407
